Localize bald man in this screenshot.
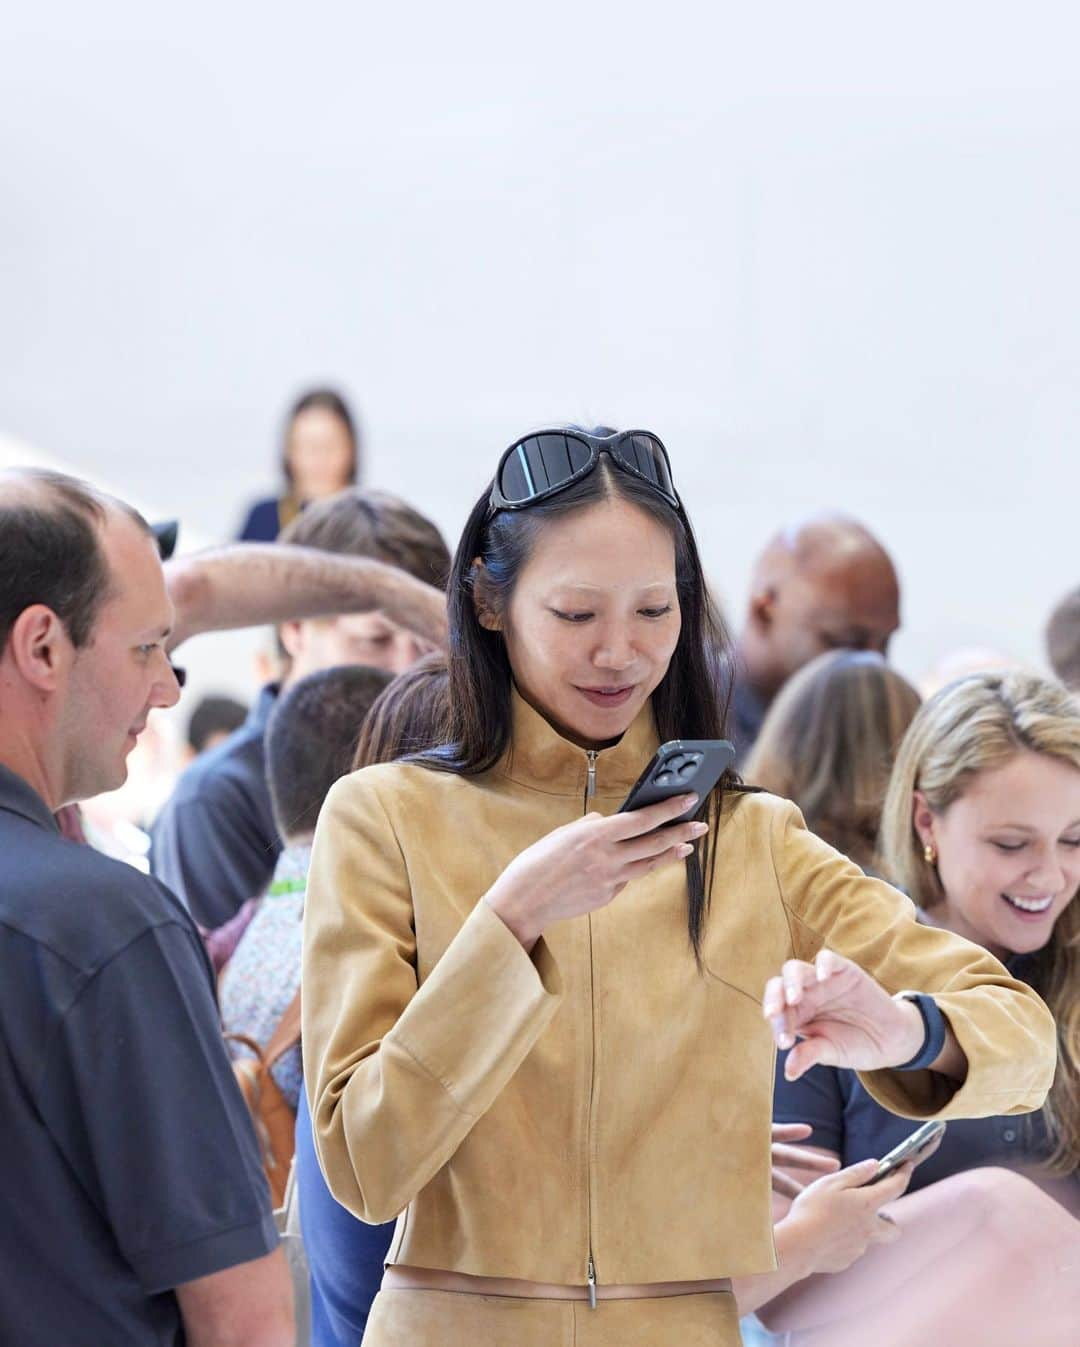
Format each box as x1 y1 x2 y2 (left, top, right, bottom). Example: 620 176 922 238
731 515 901 761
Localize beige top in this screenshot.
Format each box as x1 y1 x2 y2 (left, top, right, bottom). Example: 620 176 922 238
302 690 1056 1288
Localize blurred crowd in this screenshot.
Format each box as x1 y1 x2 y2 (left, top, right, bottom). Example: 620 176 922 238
1 389 1078 1347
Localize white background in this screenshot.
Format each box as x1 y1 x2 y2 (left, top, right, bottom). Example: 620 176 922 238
3 3 1078 699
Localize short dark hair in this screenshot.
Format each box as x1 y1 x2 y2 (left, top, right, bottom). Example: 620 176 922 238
265 664 394 839
0 469 151 655
1047 587 1080 691
282 387 360 489
186 694 249 753
278 487 451 591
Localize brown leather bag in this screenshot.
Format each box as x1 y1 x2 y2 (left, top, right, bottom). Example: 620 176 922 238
225 991 302 1208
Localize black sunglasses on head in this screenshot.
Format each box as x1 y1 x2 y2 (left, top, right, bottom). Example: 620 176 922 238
488 428 680 515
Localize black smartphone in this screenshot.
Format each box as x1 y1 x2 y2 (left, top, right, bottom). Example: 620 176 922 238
618 740 736 824
865 1120 946 1184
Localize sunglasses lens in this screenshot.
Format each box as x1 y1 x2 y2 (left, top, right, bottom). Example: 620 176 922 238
621 433 676 501
497 433 593 504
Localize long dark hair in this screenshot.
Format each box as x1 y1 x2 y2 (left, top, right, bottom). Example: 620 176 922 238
417 433 747 960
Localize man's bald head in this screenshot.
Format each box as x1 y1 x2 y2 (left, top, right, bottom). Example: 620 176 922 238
738 514 901 702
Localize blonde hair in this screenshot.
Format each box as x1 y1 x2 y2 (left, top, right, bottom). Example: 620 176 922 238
744 650 921 871
879 670 1080 1174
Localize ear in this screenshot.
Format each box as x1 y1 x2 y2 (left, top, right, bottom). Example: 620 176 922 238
278 620 304 660
5 605 75 692
912 790 937 850
470 560 502 633
749 584 777 633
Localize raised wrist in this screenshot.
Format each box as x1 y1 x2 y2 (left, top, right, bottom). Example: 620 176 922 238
483 890 540 951
891 991 946 1070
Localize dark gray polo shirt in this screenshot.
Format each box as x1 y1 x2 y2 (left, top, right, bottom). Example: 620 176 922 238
0 764 277 1346
150 683 282 928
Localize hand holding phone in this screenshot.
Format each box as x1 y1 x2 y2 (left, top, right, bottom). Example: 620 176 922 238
619 739 735 823
865 1121 946 1185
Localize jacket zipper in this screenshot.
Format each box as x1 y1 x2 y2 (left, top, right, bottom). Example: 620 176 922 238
583 750 599 1308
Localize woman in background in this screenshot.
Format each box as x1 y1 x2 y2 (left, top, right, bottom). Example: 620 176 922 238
238 387 360 541
744 650 921 872
760 671 1080 1345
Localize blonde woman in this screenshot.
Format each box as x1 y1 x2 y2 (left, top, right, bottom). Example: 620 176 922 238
744 650 921 872
760 671 1080 1346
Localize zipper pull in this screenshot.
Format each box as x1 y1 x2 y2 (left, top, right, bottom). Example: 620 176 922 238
585 750 598 807
587 1255 597 1310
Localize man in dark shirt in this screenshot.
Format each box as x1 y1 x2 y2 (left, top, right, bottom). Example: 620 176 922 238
0 468 292 1347
152 488 450 927
730 514 902 764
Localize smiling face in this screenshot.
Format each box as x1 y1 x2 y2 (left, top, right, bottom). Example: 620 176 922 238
914 750 1080 960
58 511 182 802
483 497 682 748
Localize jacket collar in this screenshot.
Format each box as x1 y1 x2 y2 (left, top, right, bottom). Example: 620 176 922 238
499 686 660 800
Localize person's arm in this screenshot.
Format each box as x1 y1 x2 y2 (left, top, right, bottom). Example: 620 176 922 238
303 771 564 1224
150 773 277 929
734 1158 911 1316
768 801 1056 1119
165 544 447 652
176 1248 293 1347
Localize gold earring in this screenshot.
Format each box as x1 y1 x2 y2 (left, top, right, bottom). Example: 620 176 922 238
924 843 937 865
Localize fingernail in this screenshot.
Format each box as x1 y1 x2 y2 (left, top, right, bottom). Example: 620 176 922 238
683 793 699 806
785 985 801 1004
690 822 709 836
677 843 694 857
778 1032 795 1050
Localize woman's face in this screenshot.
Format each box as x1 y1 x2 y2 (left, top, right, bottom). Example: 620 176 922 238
487 497 682 749
286 407 354 501
914 750 1080 960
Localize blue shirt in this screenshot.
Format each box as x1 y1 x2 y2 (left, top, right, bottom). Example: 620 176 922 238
0 764 277 1346
295 1089 395 1347
150 684 282 928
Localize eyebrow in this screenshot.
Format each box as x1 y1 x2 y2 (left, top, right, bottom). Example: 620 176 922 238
550 581 674 594
985 822 1080 833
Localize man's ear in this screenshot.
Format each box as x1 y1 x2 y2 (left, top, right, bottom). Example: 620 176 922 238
749 584 777 633
470 560 502 633
278 619 304 659
6 605 74 692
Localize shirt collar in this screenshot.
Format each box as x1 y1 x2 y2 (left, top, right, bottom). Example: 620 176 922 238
268 842 312 895
0 763 61 833
498 686 660 800
249 682 281 732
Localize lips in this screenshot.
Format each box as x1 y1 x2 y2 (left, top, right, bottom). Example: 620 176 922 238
576 685 634 709
1001 893 1054 918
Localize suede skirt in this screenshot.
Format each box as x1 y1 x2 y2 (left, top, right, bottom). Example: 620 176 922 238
362 1287 742 1346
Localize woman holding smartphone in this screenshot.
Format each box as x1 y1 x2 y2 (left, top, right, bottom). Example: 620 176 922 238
303 428 1055 1345
758 671 1080 1345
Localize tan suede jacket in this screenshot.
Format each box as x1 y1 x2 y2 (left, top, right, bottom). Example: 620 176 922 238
302 691 1056 1288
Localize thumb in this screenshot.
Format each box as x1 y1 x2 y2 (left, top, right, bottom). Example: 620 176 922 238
817 1158 880 1191
783 1036 834 1081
